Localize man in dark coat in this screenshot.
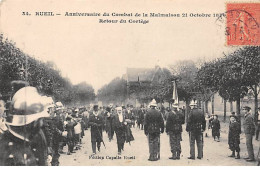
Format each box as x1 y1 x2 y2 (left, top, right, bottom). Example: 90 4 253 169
144 99 164 161
51 106 65 165
89 105 104 155
113 107 127 155
186 100 206 160
166 105 185 160
243 106 256 162
211 115 221 142
137 106 145 130
228 116 241 159
105 107 114 142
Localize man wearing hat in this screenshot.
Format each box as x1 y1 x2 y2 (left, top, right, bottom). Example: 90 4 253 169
89 105 104 154
243 106 256 162
166 104 185 160
255 107 260 141
0 86 49 166
186 100 206 160
144 99 164 161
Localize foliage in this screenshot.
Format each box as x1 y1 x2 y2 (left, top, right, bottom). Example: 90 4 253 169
0 34 95 105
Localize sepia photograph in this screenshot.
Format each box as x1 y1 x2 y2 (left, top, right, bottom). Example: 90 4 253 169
0 0 259 166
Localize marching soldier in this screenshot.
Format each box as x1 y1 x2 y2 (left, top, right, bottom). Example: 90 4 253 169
65 115 77 155
243 106 256 162
186 100 206 160
166 105 185 160
89 105 104 155
50 103 65 166
144 99 164 161
0 86 49 166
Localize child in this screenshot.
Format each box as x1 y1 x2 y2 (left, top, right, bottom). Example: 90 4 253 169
228 116 241 159
211 115 220 142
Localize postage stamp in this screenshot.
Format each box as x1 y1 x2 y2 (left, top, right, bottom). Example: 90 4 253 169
226 3 260 46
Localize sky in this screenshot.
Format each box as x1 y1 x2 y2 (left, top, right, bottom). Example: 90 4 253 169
0 0 245 92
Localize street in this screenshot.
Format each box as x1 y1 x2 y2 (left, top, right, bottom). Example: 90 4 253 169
59 121 259 166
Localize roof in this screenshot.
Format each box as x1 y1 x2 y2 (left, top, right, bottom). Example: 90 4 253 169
126 68 154 82
126 66 169 82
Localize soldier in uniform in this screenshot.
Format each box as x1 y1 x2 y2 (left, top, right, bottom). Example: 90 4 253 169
144 99 164 161
89 105 104 155
50 103 65 166
243 106 256 162
0 86 49 166
166 105 185 160
65 115 77 155
186 100 206 160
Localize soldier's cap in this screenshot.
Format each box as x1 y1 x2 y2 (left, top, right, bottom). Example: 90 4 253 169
243 106 251 111
6 86 49 126
150 99 157 107
189 100 197 106
93 105 98 109
55 101 63 108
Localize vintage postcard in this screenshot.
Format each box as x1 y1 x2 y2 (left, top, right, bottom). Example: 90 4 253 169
0 0 259 166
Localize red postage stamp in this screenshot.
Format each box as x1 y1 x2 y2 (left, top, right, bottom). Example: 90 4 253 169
226 3 260 46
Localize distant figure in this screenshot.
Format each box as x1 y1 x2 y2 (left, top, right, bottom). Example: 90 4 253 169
228 116 241 159
211 115 220 142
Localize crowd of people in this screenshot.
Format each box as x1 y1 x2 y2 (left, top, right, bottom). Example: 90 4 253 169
0 80 259 166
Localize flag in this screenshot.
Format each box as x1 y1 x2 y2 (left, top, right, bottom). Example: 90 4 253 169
172 80 179 106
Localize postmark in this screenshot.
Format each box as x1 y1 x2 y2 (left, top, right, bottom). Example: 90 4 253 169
225 3 260 46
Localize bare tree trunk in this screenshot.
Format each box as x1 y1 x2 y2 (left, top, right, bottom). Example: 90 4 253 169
185 101 190 123
230 101 233 112
224 99 227 122
236 98 241 129
254 84 258 123
201 101 205 114
211 94 215 114
205 100 209 114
